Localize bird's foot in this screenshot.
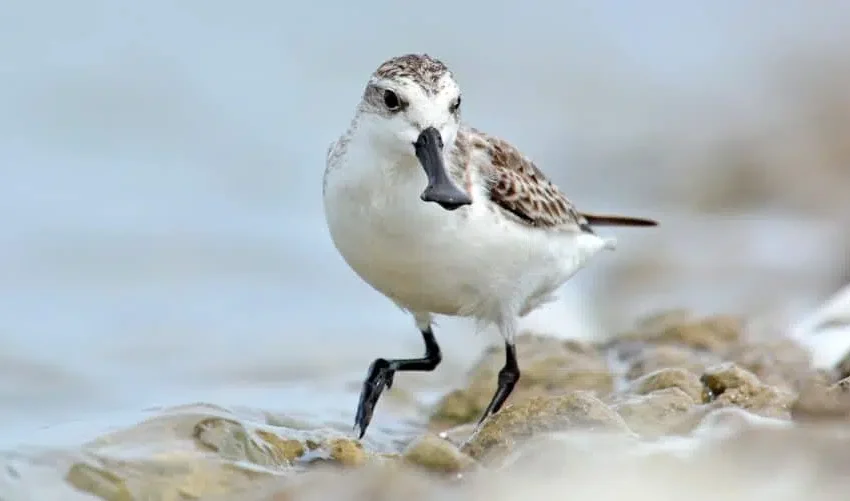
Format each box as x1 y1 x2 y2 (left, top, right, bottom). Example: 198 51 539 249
353 358 395 439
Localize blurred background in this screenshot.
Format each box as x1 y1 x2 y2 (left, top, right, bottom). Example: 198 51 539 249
1 0 848 455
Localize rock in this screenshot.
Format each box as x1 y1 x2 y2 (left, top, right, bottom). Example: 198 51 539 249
66 455 270 501
728 339 813 391
434 423 477 448
611 388 698 437
623 344 717 380
402 434 476 474
193 417 366 469
460 391 631 463
632 309 695 333
255 431 306 464
326 438 367 468
296 438 368 469
654 315 744 353
66 463 133 501
628 367 706 403
429 334 614 428
618 313 744 354
193 417 303 468
701 363 795 419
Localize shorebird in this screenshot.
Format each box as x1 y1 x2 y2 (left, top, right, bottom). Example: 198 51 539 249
322 53 658 438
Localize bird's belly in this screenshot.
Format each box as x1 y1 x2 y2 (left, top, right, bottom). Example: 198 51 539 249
328 208 483 316
324 175 610 320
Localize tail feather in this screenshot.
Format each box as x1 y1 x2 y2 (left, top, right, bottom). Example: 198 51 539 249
581 213 658 227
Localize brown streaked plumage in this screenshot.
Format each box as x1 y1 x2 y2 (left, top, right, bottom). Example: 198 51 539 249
373 53 451 94
450 126 658 231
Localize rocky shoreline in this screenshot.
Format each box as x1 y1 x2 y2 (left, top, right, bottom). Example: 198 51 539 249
61 310 850 501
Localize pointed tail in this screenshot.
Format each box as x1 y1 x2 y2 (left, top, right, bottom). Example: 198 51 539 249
581 213 658 227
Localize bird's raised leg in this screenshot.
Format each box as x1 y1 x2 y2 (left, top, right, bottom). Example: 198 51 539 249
354 316 441 439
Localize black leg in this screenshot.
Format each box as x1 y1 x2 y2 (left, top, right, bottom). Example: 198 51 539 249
477 342 520 426
354 326 442 439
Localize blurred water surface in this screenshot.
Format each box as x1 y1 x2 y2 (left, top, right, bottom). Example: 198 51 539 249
1 0 848 462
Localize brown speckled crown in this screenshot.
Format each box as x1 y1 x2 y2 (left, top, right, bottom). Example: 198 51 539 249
372 54 452 93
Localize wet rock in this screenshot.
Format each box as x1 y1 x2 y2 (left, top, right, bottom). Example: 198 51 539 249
296 438 367 469
193 417 366 469
255 431 305 464
701 362 795 419
402 434 476 474
194 417 303 468
429 334 614 428
460 391 631 463
434 423 477 448
623 344 717 380
611 388 698 437
326 438 367 467
66 463 132 501
66 455 270 501
628 367 706 403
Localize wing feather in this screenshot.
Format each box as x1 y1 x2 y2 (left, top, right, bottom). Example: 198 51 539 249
461 127 586 230
457 127 658 231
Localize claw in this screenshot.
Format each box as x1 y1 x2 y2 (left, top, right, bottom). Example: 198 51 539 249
353 358 395 439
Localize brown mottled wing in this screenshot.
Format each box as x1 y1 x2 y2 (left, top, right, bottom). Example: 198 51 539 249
473 130 587 230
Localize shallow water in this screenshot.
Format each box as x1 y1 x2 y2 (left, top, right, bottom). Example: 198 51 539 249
2 1 850 498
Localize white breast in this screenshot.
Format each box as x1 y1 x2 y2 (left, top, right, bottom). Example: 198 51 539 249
323 145 611 323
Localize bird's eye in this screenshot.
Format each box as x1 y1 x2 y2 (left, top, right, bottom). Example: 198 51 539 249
449 96 461 113
383 90 401 110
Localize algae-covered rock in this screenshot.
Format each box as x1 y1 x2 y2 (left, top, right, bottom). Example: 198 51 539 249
429 334 614 428
701 362 795 418
402 434 476 474
460 391 631 463
611 388 698 437
628 367 706 403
